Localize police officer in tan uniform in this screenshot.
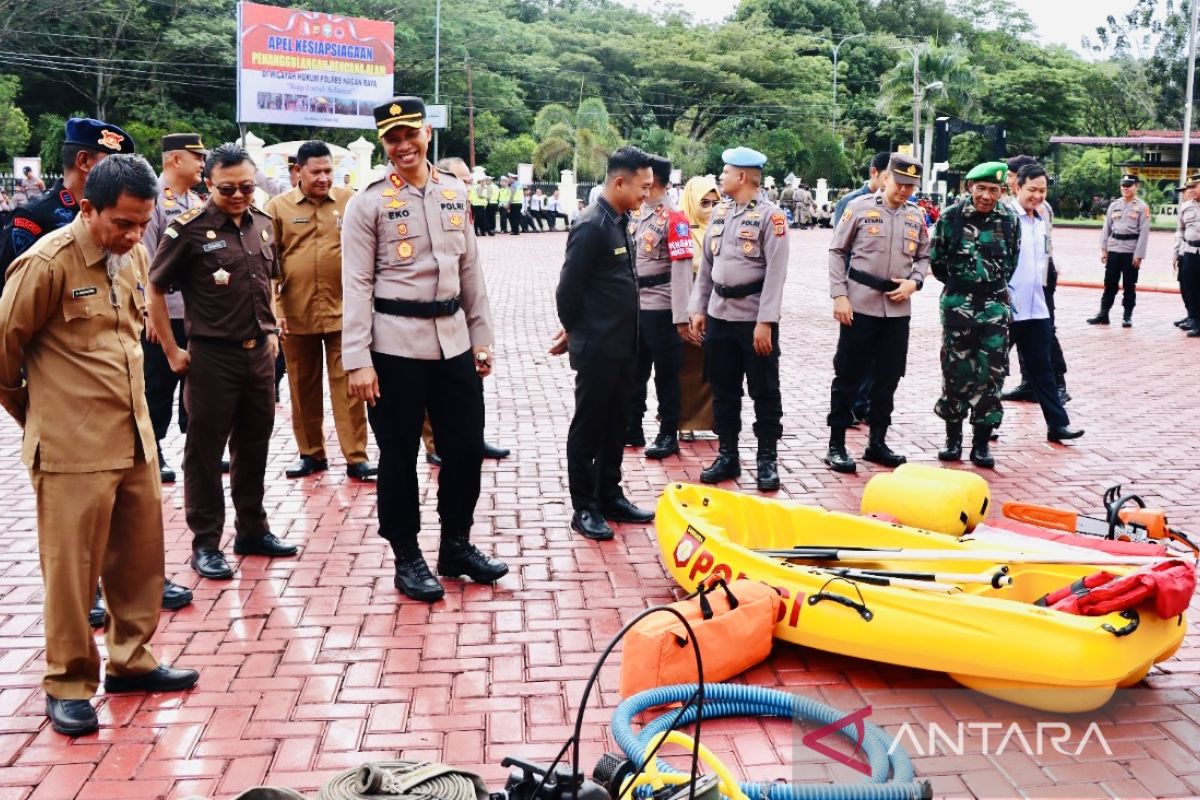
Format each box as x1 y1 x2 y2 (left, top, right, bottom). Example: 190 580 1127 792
147 143 299 581
824 153 929 474
1175 172 1200 336
264 140 376 482
0 155 199 737
689 147 789 492
342 96 507 602
1090 173 1152 327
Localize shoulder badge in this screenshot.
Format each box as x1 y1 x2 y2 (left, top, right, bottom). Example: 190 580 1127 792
771 212 786 236
839 209 852 225
176 207 203 226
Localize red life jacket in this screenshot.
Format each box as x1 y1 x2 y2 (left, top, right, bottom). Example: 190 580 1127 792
1034 560 1196 618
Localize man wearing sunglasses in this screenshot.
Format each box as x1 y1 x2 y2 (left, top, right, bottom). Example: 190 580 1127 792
147 143 298 581
0 155 200 737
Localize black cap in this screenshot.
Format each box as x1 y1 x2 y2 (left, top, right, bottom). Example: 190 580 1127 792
374 96 426 136
161 133 209 157
64 117 135 154
1120 173 1140 185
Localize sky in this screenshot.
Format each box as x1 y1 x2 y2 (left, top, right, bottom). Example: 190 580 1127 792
642 0 1139 56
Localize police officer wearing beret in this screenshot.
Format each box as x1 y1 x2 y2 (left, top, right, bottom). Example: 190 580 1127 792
147 143 299 581
689 147 789 492
342 97 507 601
824 153 929 473
0 117 135 292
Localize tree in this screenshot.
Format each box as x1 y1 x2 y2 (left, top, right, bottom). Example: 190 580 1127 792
878 43 976 146
0 75 30 158
532 98 621 181
486 134 536 179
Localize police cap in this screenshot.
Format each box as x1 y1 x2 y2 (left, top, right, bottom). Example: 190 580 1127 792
721 147 767 169
374 96 426 137
161 133 209 157
65 117 136 154
1119 173 1140 186
1180 171 1200 190
965 161 1008 184
888 153 922 185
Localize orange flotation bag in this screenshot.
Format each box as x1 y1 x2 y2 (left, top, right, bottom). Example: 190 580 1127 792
1034 560 1196 618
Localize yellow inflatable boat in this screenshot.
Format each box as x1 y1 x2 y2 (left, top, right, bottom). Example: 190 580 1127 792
655 482 1190 712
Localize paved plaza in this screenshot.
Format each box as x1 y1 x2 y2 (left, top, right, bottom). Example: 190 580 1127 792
0 225 1197 799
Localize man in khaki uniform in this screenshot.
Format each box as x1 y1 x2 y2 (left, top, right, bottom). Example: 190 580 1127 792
343 96 507 602
824 153 929 473
1175 172 1200 335
0 155 198 737
264 140 376 481
689 147 789 492
1089 173 1152 327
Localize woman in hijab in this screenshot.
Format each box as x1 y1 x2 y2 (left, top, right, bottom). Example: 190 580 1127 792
676 176 719 440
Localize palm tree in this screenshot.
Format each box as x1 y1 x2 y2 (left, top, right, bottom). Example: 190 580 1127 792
533 98 623 182
878 43 976 179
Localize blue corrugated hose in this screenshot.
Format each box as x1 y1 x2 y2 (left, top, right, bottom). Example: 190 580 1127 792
610 683 929 800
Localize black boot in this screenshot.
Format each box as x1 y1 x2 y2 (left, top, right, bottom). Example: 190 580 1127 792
755 439 780 492
644 431 679 460
938 420 963 462
391 544 444 601
823 428 856 474
862 425 906 467
1056 378 1071 405
1087 308 1110 325
1000 383 1035 402
1122 311 1133 328
700 437 741 483
970 424 995 469
437 531 509 584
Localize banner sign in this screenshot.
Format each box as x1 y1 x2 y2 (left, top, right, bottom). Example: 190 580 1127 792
237 2 395 129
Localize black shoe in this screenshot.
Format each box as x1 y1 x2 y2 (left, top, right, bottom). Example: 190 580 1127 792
1122 314 1133 328
1175 317 1194 328
220 459 230 474
285 455 328 478
701 438 741 483
1047 426 1085 442
425 451 442 466
1087 311 1110 325
1189 328 1200 338
601 497 655 524
162 579 193 611
1057 386 1072 405
394 554 445 601
970 424 995 469
1000 383 1035 402
570 509 614 541
1182 318 1198 331
103 665 199 694
437 537 509 583
233 532 298 557
46 697 98 737
644 433 679 460
347 461 377 480
158 450 176 484
482 442 511 459
89 586 106 628
938 420 963 462
823 428 855 473
756 440 780 492
191 549 234 580
624 427 646 448
862 426 906 468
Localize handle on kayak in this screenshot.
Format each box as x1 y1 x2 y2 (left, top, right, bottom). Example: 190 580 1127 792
1101 609 1140 637
808 577 873 621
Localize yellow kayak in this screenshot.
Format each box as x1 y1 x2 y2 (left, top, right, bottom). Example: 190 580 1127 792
655 482 1190 712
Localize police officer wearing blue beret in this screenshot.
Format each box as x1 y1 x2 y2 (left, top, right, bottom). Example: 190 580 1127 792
0 118 136 292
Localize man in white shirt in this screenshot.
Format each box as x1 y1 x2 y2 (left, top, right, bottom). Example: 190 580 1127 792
1008 164 1082 443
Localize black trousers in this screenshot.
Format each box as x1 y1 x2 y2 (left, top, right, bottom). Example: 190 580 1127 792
484 204 498 234
1010 319 1070 430
1101 251 1138 312
827 313 909 430
1014 262 1067 385
704 317 782 441
368 350 484 553
567 354 636 511
507 206 522 234
1181 253 1200 320
472 205 487 236
631 309 684 435
143 318 189 442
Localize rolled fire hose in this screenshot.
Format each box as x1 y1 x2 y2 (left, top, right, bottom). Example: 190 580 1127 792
319 761 489 800
611 684 930 800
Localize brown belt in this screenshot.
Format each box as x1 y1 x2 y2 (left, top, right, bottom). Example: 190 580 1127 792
190 334 267 350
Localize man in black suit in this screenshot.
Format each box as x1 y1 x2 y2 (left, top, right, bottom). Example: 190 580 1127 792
551 147 656 541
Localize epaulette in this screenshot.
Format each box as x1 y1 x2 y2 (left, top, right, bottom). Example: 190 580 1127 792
174 207 203 226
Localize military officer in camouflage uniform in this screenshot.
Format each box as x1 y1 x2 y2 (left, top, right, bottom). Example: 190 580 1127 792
930 162 1019 468
689 147 789 491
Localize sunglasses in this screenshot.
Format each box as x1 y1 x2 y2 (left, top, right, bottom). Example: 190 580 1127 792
214 182 256 197
700 199 719 208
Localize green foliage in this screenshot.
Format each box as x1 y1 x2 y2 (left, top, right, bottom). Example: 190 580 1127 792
485 134 537 178
1055 146 1134 217
948 131 989 170
0 76 31 159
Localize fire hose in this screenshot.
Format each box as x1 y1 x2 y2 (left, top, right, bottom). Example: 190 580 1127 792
318 761 489 800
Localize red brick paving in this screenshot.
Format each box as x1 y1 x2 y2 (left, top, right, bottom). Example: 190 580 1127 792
0 225 1198 800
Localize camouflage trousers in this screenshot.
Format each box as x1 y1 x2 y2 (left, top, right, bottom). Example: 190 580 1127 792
934 323 1009 427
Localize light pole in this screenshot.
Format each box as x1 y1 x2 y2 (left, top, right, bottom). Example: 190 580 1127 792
910 46 923 161
831 33 867 137
1181 0 1198 186
918 81 943 192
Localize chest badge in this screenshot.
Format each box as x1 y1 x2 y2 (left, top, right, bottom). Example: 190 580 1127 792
442 189 458 200
396 222 409 236
397 241 415 260
449 213 464 228
261 229 270 242
213 267 231 286
206 230 217 240
741 241 754 254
